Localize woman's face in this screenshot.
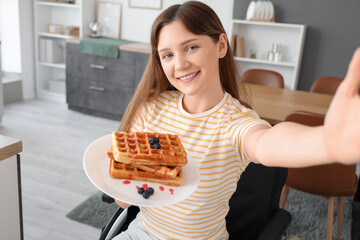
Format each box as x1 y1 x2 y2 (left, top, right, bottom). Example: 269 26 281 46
157 20 227 98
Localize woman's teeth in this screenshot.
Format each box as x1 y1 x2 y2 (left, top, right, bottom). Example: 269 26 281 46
179 72 198 81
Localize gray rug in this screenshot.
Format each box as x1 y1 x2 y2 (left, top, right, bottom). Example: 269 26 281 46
66 192 119 229
285 189 352 239
66 190 353 239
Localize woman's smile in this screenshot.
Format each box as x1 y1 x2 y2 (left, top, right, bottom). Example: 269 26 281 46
176 71 200 83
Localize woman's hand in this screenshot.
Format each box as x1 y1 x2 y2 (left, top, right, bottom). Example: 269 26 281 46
115 199 131 209
324 48 360 164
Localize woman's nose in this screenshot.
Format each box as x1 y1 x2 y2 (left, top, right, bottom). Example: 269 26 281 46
175 54 189 71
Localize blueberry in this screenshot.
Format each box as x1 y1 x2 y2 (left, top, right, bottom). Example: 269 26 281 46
146 187 154 195
142 191 150 199
149 137 160 145
138 187 145 194
152 143 161 149
149 137 156 144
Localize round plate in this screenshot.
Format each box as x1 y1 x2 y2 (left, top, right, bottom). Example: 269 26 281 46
255 1 264 20
83 134 200 207
263 1 271 21
246 1 256 20
268 1 275 21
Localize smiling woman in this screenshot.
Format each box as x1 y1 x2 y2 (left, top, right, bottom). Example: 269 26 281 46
114 2 266 239
111 1 360 239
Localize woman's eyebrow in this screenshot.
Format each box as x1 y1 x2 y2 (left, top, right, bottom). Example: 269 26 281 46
158 38 198 53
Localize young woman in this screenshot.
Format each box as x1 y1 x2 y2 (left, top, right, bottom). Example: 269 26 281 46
114 1 360 239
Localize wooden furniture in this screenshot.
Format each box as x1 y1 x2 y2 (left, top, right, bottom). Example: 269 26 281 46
0 135 23 240
309 77 360 229
242 69 284 88
280 111 357 240
231 20 306 90
118 42 151 54
244 83 333 125
33 0 96 102
65 42 150 120
310 76 343 95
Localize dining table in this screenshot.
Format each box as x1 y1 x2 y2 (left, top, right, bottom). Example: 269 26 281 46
243 83 334 125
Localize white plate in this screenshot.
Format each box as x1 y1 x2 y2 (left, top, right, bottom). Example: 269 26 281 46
263 1 271 21
255 1 264 20
246 1 256 20
83 134 200 207
268 1 275 21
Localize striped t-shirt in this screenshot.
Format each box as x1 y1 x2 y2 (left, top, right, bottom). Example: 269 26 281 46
130 91 269 240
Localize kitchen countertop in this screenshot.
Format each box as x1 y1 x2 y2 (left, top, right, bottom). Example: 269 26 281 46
0 135 22 161
66 38 151 54
118 42 151 54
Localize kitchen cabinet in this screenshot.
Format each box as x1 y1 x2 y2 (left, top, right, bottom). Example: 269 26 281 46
231 20 306 89
66 42 150 120
0 136 23 240
33 0 96 102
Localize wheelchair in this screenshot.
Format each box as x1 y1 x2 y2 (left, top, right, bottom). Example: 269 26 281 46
99 163 292 240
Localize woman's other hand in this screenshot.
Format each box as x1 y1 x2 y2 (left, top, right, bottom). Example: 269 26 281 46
115 199 131 209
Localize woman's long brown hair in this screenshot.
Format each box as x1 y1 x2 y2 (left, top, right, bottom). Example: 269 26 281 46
119 1 249 131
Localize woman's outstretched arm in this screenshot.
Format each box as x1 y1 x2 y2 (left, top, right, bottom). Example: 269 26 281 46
245 48 360 167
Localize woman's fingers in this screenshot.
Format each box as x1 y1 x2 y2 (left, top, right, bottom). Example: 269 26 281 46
343 48 360 96
115 199 131 209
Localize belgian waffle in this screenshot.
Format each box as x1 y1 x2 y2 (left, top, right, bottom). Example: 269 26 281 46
132 163 181 179
111 131 187 166
109 156 183 186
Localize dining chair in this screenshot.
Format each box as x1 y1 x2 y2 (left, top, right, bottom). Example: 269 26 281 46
280 111 358 240
310 76 343 95
242 69 284 88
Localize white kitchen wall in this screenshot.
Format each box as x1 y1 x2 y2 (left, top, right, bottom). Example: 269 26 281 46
19 0 35 99
104 0 234 43
0 0 22 73
0 0 35 100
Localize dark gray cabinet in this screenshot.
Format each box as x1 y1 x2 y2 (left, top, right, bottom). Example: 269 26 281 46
66 42 149 120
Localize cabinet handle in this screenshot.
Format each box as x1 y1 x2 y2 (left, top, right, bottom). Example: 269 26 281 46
89 85 105 91
90 64 106 70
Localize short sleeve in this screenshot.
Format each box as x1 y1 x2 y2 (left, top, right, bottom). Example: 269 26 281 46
228 108 271 164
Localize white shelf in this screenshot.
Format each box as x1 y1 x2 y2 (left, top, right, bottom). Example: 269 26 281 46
38 62 66 69
231 19 306 90
36 1 81 8
38 32 76 39
33 0 95 101
232 19 304 29
234 57 296 67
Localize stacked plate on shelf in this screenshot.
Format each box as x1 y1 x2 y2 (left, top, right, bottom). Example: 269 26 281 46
246 1 275 22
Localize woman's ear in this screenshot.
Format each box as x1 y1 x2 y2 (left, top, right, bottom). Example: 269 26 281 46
218 33 228 58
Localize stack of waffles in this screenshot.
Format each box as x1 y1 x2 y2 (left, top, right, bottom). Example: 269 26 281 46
108 131 187 186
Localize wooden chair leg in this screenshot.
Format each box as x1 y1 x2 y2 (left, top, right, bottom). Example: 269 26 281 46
280 185 290 208
327 196 334 240
337 196 343 240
